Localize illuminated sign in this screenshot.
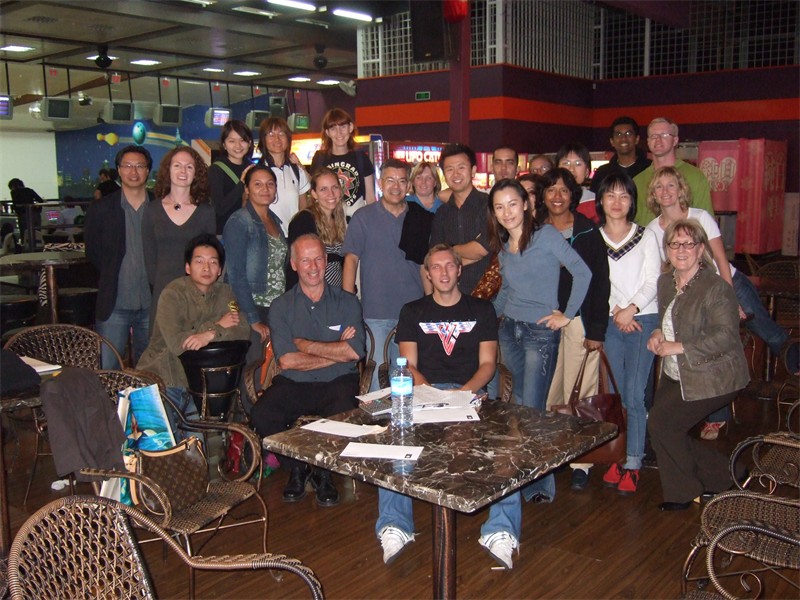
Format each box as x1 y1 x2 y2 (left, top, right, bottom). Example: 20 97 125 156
391 144 443 165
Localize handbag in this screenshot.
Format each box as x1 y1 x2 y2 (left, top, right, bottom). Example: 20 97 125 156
472 252 501 300
129 436 208 516
551 349 627 465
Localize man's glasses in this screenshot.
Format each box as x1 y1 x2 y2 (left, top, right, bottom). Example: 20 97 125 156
613 130 636 138
666 241 698 250
648 133 675 141
119 163 148 171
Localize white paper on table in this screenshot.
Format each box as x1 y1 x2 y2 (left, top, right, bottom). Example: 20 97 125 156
301 419 386 438
412 407 480 423
19 356 62 374
340 442 423 460
357 385 476 410
356 387 391 402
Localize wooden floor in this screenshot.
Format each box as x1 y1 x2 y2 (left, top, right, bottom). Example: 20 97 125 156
5 373 797 599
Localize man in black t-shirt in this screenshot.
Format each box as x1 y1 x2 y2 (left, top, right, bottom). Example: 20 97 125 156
377 244 523 571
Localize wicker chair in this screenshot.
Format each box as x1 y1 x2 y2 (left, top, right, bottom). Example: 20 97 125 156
728 400 800 497
73 369 268 597
681 491 799 599
3 324 123 505
8 495 324 600
757 260 800 280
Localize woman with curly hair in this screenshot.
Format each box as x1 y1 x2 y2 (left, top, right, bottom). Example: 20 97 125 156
142 146 216 328
286 168 347 289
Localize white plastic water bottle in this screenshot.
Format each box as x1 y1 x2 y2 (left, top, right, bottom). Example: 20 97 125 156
390 357 413 428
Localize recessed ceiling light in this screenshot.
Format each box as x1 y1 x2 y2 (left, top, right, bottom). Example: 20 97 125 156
234 70 261 77
296 17 329 28
268 0 316 11
130 59 161 66
317 79 340 85
232 7 279 18
176 0 216 6
203 67 224 73
1 45 35 53
288 76 311 82
87 54 118 61
332 8 372 22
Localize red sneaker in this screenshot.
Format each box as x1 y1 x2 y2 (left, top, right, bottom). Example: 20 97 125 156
617 469 639 495
602 463 624 487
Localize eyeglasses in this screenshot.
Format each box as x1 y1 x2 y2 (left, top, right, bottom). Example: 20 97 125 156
613 130 636 138
648 132 675 141
666 241 699 250
529 166 550 174
267 130 287 138
119 163 148 171
559 160 585 168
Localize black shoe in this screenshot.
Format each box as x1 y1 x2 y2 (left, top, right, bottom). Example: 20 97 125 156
283 465 310 503
658 501 692 511
310 469 340 507
570 468 589 491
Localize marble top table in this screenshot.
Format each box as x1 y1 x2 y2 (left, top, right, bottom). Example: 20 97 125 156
0 251 87 323
264 400 617 599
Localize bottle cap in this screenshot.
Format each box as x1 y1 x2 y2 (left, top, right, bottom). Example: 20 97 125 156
396 357 407 366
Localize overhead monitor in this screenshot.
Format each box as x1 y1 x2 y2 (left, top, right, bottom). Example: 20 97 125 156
287 112 309 132
245 110 270 130
269 95 287 118
0 95 12 120
154 104 182 127
41 97 72 121
204 107 231 127
103 101 135 124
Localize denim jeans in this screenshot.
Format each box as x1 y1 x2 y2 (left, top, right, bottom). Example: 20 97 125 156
365 318 399 392
707 271 789 423
96 307 150 369
603 313 658 470
499 317 560 502
498 317 560 411
376 382 522 541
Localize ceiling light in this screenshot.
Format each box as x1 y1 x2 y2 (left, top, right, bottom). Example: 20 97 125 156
203 67 224 73
332 8 372 22
234 70 261 76
297 17 329 28
232 7 279 18
130 59 161 66
1 45 35 53
317 79 340 85
268 0 316 11
176 0 216 6
288 76 311 82
87 54 118 61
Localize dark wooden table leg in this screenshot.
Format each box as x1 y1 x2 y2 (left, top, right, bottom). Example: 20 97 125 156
44 265 59 323
432 505 456 600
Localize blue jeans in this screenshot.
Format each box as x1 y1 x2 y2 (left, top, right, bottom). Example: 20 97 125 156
603 313 658 470
366 318 399 392
96 307 150 369
707 271 789 423
499 317 560 502
376 382 522 541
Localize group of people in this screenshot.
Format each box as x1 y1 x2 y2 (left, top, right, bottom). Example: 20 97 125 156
82 109 797 572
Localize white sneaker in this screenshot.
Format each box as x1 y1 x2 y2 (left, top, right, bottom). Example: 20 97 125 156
379 526 414 565
478 531 517 569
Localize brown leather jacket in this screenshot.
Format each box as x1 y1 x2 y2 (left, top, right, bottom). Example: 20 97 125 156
655 266 749 401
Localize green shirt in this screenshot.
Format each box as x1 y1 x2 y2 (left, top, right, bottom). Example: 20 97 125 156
634 159 715 226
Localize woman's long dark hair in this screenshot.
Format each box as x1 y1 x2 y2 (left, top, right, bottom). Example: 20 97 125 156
487 179 538 254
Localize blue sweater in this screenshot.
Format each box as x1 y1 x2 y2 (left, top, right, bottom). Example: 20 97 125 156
494 224 591 323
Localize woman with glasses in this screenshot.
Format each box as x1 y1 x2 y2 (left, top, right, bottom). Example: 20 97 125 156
647 219 748 511
527 154 554 177
311 108 375 218
556 142 597 223
257 117 310 235
142 147 216 329
208 119 253 234
645 166 799 438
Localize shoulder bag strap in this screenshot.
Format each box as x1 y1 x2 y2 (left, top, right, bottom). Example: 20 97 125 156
567 351 591 409
596 348 622 396
213 160 240 185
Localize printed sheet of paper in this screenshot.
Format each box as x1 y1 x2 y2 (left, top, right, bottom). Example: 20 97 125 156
340 442 424 460
301 419 387 438
411 407 480 424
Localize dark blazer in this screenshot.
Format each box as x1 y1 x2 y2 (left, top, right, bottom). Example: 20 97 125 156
557 212 610 342
656 266 749 401
84 189 153 321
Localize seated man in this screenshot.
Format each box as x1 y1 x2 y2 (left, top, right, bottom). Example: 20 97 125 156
376 244 522 570
137 233 250 424
250 234 365 507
